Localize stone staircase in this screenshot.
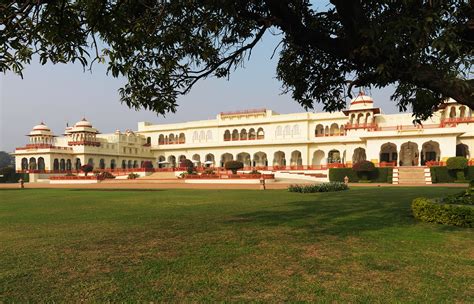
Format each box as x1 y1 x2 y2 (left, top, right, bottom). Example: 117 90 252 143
138 171 178 179
392 167 432 185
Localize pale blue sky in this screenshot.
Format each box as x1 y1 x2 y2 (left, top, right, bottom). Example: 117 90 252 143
0 28 399 153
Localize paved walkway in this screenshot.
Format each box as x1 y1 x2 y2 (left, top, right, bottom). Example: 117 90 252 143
0 180 468 190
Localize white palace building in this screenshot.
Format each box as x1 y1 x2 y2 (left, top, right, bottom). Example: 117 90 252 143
14 93 474 175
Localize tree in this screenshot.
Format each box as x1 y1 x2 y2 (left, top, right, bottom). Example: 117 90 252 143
0 151 13 169
225 161 244 174
446 156 468 181
80 164 93 176
1 1 472 119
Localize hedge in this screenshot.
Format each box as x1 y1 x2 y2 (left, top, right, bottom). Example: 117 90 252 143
329 167 393 183
430 166 474 183
412 197 474 228
288 182 349 193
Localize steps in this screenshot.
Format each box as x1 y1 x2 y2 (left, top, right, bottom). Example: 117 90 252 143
393 167 432 185
275 171 329 182
139 171 178 180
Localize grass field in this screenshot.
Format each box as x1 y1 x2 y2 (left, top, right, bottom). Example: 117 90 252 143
0 187 473 302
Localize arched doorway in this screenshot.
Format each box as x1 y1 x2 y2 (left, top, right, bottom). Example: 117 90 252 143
75 158 82 170
133 160 138 168
312 150 325 166
204 154 215 167
66 159 72 171
127 160 132 169
168 155 176 167
21 158 28 170
400 142 419 166
253 152 268 167
380 143 397 164
421 141 440 165
221 153 233 167
53 159 59 171
456 143 470 158
352 148 366 164
110 159 116 169
232 129 239 141
290 150 303 166
330 123 339 136
273 151 286 167
29 157 37 170
88 158 94 167
60 159 66 171
38 157 45 171
122 160 127 169
158 156 166 168
192 154 201 167
99 159 105 169
178 155 187 167
328 150 341 163
237 152 251 167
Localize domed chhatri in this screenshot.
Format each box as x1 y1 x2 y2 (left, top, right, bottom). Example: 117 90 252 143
32 122 50 131
348 91 375 111
29 122 54 136
74 117 93 128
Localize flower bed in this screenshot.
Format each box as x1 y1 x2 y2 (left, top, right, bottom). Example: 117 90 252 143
184 174 275 179
50 176 103 180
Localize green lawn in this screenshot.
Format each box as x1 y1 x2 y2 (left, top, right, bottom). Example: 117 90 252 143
0 187 473 302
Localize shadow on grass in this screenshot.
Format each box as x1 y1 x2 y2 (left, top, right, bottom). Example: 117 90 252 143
225 189 447 237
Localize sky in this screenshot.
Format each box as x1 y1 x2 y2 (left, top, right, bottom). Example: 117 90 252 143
0 31 400 153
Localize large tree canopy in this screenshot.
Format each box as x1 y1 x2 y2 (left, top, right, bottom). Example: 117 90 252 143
1 0 473 119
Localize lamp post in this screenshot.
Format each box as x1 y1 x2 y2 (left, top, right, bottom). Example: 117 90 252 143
259 176 266 190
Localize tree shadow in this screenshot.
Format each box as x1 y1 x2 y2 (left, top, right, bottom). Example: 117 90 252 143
224 189 455 237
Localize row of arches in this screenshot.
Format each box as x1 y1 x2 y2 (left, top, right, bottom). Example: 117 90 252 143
20 157 151 171
275 125 300 138
315 123 345 137
223 128 264 141
158 133 185 145
192 130 213 143
445 105 471 119
349 112 373 125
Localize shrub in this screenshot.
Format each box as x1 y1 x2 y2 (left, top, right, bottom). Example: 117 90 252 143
249 170 261 175
141 161 153 169
96 172 115 179
329 167 392 183
288 182 349 193
127 173 140 179
225 161 244 174
447 157 469 181
429 166 456 183
412 197 473 228
203 168 216 175
352 161 375 180
80 164 93 176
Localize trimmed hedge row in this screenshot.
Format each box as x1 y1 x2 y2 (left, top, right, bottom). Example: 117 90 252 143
411 197 474 228
329 168 393 183
430 166 474 183
288 182 349 193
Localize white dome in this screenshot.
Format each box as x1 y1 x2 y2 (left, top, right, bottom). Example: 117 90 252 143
32 122 50 131
349 92 374 110
75 118 93 128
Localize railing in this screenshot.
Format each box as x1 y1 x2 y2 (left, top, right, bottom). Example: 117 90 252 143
224 137 262 142
158 140 185 145
345 123 378 130
184 173 275 179
68 141 101 147
220 108 267 116
16 144 73 151
440 117 474 127
379 161 397 167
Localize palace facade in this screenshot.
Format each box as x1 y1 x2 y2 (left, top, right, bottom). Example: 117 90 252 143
14 93 474 173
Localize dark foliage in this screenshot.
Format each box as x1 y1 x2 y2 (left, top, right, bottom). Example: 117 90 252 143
412 197 473 228
1 1 472 118
225 161 244 174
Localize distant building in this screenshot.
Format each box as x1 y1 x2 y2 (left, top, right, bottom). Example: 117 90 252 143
13 93 473 172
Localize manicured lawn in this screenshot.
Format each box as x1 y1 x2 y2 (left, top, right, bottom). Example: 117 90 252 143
0 187 472 302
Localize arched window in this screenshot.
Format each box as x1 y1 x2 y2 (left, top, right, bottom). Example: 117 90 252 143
206 130 212 141
315 124 324 137
158 134 165 145
283 125 291 138
38 157 45 171
257 128 264 139
75 158 82 170
223 130 231 141
232 129 239 141
146 137 151 145
179 133 186 144
99 159 105 169
60 159 66 171
248 128 256 140
275 126 282 137
53 159 59 171
240 129 247 140
169 133 175 144
193 131 199 142
199 130 205 141
292 125 300 136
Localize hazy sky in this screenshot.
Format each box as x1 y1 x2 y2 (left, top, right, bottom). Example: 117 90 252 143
0 30 400 153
